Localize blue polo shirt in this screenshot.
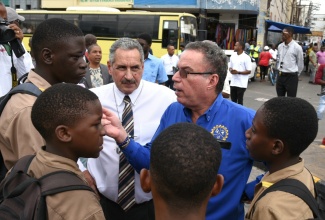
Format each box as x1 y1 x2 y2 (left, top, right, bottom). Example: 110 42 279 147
143 53 168 84
123 94 256 220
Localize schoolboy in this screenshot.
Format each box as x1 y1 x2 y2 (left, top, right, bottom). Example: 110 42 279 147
30 83 105 219
245 97 318 219
140 123 224 220
0 18 87 170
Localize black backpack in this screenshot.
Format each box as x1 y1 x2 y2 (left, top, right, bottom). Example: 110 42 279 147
0 155 94 219
255 178 325 220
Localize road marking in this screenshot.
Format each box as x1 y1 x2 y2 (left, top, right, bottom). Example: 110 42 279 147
254 98 270 102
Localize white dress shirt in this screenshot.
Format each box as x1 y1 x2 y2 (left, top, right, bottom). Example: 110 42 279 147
85 80 176 204
0 43 34 96
161 54 179 75
229 52 252 88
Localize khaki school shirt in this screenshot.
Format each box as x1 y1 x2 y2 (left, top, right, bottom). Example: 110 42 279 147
0 70 48 169
245 159 314 220
28 148 105 220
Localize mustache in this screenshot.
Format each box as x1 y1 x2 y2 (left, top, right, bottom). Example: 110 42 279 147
121 78 136 84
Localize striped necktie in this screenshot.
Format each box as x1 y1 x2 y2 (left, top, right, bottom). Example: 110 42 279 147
117 95 135 211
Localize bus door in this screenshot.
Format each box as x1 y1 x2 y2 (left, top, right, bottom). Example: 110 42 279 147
160 16 179 50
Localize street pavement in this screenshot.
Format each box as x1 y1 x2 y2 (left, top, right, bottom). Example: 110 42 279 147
243 72 325 182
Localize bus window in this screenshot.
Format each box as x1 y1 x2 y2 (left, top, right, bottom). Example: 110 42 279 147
21 14 44 34
180 16 197 45
47 14 79 27
117 15 159 39
162 21 178 48
80 14 118 37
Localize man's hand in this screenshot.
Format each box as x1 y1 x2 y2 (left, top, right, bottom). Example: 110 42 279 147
82 170 100 200
102 107 128 143
8 23 23 41
230 69 238 74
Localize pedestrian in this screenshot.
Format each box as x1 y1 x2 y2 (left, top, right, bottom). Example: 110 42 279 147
179 43 185 57
84 34 97 63
316 45 325 65
80 37 176 220
276 27 304 97
140 123 224 220
101 41 257 220
309 45 318 84
315 64 325 121
0 4 34 96
245 97 318 219
258 46 273 82
0 18 87 171
161 43 179 90
137 33 168 84
28 83 106 219
229 41 252 105
83 44 113 88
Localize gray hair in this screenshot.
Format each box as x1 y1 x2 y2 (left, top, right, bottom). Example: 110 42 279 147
109 38 144 64
185 41 228 94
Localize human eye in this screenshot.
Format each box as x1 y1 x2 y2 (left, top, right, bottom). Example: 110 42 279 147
131 66 140 71
116 66 127 71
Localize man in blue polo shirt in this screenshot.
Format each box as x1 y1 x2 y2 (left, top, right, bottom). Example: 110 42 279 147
101 41 257 220
137 33 168 84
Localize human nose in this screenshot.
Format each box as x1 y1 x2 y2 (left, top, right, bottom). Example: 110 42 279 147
172 69 181 82
124 68 134 80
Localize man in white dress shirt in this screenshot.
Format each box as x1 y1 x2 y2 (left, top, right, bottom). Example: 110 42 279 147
161 44 179 90
80 38 176 220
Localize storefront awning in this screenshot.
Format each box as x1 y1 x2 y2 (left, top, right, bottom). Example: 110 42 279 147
265 20 312 34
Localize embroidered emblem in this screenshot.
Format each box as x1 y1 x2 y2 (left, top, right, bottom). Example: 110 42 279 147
211 125 229 141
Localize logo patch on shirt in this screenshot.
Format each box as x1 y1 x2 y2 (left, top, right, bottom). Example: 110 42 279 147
211 125 228 141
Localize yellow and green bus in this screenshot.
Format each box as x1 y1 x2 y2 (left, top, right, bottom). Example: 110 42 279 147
18 8 198 62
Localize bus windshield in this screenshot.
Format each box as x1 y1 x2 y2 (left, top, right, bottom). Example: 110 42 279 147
180 16 197 45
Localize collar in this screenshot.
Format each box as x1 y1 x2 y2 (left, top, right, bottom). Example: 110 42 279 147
183 94 223 122
259 158 304 188
26 70 51 92
37 146 82 174
146 53 154 60
113 80 144 106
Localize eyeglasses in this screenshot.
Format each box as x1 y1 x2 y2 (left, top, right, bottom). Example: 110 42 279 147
172 67 214 78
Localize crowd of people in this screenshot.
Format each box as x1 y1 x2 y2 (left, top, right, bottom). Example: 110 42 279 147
0 3 323 220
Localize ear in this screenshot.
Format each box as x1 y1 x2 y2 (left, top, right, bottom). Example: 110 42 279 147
140 169 152 193
107 60 113 76
55 125 72 143
207 73 219 90
211 174 224 197
272 139 284 155
41 48 53 65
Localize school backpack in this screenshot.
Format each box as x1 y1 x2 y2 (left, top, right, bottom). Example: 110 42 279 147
0 155 94 219
255 178 325 220
0 82 42 183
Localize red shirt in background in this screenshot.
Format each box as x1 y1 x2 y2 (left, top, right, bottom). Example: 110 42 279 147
259 51 273 66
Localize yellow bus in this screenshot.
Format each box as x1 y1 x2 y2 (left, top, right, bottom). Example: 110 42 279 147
18 9 198 62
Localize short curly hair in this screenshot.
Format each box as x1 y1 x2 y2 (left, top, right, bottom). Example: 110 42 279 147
150 123 222 211
262 97 318 156
31 83 99 140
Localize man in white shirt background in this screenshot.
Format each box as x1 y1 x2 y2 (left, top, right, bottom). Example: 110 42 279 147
229 41 252 105
80 37 176 220
161 44 179 90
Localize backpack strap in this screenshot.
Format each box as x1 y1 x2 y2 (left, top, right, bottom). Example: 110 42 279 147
36 171 94 219
255 178 320 218
0 82 42 115
0 155 36 199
